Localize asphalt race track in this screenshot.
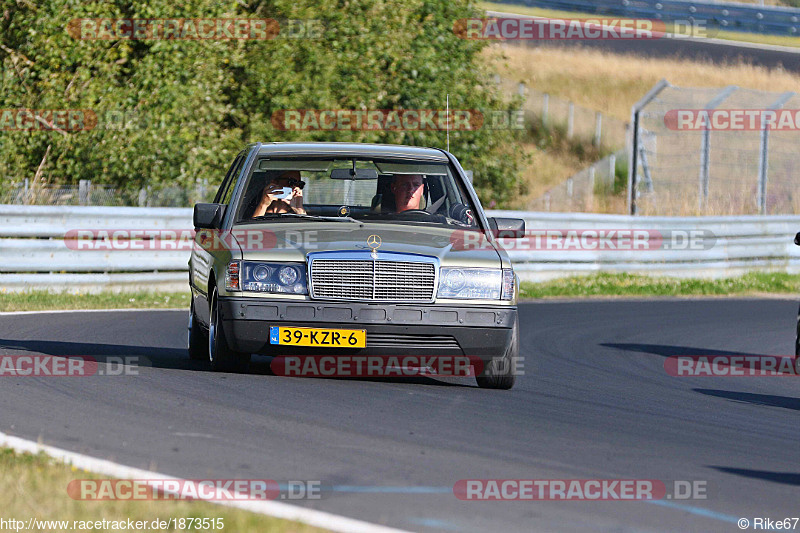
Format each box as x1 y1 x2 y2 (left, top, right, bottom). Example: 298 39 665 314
1 299 799 532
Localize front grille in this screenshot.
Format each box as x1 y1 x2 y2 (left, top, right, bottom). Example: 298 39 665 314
310 255 437 302
310 260 373 299
367 333 460 349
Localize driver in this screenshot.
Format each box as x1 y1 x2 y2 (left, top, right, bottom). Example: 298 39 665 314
390 174 424 213
252 170 306 216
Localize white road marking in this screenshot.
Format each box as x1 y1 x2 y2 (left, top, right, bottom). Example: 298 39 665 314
0 430 412 533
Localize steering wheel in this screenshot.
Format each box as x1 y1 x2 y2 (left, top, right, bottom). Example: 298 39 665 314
396 209 437 219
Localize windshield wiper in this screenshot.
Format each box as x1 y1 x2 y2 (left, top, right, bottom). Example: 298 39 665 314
250 213 362 225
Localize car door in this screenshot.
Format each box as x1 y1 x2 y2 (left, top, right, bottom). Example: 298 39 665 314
190 151 246 322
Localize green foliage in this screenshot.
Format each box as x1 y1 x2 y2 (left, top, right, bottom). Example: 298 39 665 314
0 0 523 206
613 156 627 195
524 113 616 163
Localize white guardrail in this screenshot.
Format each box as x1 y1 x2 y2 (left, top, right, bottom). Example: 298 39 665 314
2 205 800 291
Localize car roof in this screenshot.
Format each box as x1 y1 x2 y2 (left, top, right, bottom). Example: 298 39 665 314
255 142 449 161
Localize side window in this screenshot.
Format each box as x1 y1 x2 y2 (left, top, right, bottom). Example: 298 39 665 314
214 152 245 204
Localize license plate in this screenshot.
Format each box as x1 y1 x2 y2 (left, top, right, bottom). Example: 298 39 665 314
270 326 366 348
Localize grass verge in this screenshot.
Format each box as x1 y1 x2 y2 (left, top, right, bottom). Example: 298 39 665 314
487 44 800 123
0 292 191 312
1 447 328 533
520 272 800 299
484 30 800 205
0 275 797 312
479 1 800 48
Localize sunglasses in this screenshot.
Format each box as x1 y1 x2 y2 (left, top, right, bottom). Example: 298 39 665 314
273 178 305 189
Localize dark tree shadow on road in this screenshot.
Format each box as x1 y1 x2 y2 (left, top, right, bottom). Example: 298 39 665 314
710 466 800 486
0 338 473 387
601 343 770 359
694 388 800 411
0 337 190 369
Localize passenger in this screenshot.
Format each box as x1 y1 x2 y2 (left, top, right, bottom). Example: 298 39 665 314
390 174 424 212
252 170 305 216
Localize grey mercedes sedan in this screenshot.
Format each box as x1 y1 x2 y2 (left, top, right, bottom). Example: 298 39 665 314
188 142 524 389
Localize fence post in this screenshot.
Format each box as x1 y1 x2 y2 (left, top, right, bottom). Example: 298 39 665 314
757 125 770 215
517 82 526 98
757 91 795 215
628 79 670 215
79 179 91 206
698 129 710 212
138 188 147 207
542 93 549 127
23 178 29 205
608 154 616 187
594 112 602 146
698 86 737 213
628 110 639 215
566 102 574 138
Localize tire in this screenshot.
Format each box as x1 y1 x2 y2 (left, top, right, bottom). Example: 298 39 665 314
476 318 519 390
188 300 209 361
795 304 800 357
208 288 250 373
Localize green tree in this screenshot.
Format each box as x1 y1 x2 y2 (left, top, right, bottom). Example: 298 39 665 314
0 0 524 206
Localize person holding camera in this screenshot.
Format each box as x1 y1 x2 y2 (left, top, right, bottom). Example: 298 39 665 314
252 170 306 216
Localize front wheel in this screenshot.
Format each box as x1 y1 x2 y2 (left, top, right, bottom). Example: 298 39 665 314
208 288 250 373
795 304 800 357
476 318 519 390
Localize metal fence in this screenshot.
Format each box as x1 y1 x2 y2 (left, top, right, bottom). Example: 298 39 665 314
527 151 626 213
499 77 629 150
0 179 213 207
2 204 800 291
629 80 800 216
0 205 191 293
492 0 800 36
490 209 800 280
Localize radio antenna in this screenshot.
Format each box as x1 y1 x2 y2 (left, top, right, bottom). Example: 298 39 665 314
446 94 450 152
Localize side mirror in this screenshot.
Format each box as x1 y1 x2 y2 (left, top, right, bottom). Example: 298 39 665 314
488 217 526 238
194 203 226 229
795 232 800 246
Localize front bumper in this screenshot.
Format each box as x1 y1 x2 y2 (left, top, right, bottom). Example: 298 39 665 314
218 297 516 359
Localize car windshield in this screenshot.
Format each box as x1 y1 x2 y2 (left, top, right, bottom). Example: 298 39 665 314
234 157 479 228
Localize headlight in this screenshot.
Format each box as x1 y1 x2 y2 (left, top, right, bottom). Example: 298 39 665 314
240 262 308 294
437 268 503 300
278 265 299 286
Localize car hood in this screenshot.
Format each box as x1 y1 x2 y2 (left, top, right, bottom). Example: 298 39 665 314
231 222 503 268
